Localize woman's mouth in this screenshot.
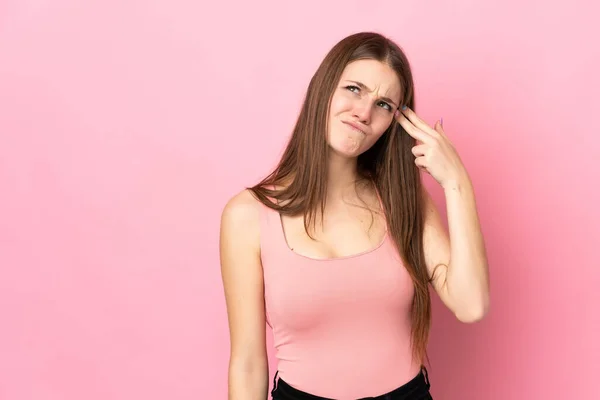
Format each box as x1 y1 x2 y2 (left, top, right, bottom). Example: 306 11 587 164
342 121 366 135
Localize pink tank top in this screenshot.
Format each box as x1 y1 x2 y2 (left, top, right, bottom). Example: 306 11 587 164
259 200 421 399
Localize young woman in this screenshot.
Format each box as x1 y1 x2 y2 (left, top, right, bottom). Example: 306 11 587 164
220 31 490 400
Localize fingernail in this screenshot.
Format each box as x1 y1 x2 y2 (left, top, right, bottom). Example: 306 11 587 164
402 105 407 110
440 117 443 127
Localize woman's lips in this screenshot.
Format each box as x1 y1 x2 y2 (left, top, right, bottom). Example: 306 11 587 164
343 121 366 135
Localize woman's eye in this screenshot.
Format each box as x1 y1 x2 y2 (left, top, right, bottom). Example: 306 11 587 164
344 85 392 111
378 101 392 111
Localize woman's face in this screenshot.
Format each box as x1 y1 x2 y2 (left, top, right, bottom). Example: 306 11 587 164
326 59 402 158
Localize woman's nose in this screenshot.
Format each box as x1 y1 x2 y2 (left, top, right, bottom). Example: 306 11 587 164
352 99 372 124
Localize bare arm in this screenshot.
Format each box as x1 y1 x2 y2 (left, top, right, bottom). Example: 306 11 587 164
422 180 490 323
393 106 489 323
220 190 269 399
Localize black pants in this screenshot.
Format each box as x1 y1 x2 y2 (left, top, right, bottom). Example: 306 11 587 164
271 367 432 400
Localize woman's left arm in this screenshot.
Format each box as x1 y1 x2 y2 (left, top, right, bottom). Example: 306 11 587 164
395 106 490 322
423 176 490 323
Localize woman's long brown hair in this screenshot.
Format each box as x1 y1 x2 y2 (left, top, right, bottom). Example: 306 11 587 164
249 32 431 365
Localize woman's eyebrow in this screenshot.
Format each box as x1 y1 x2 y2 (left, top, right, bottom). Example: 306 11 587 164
345 80 399 107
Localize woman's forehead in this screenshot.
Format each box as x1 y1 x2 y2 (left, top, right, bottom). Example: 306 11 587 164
340 60 402 101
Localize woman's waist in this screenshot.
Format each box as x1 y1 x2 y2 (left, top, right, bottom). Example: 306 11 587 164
274 348 421 399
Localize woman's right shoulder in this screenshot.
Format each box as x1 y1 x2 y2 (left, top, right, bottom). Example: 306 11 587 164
220 188 263 233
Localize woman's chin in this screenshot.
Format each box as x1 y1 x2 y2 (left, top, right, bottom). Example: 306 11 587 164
328 137 364 158
328 144 362 159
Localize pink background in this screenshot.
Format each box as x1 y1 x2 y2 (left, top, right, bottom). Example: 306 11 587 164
1 1 598 399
